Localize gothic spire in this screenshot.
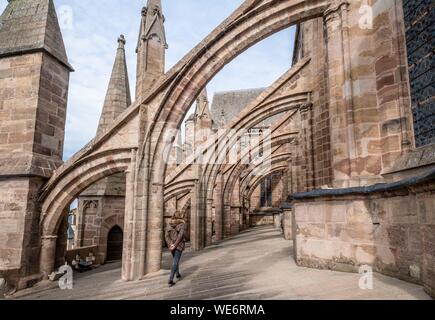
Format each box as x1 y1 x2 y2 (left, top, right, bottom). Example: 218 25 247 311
194 87 212 120
97 35 131 135
135 0 167 100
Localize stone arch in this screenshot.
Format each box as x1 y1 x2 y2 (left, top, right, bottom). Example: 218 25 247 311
38 148 133 278
221 148 291 235
146 0 328 215
245 166 288 201
164 181 195 202
40 148 133 237
105 0 329 278
241 155 290 197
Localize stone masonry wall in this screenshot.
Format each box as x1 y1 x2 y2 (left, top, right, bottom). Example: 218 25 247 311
0 177 45 288
295 0 413 188
75 196 125 263
293 183 434 298
0 54 41 156
0 53 69 176
0 50 69 288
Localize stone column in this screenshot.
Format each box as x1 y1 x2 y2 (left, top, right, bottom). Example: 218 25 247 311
282 207 293 240
122 149 136 281
299 102 315 191
39 236 58 280
145 179 165 274
273 213 281 229
214 174 224 240
290 140 302 193
281 170 289 200
223 204 232 236
244 198 251 228
190 181 201 251
206 198 213 246
324 1 356 188
239 208 244 231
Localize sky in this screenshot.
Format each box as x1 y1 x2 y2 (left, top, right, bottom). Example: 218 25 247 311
0 0 295 160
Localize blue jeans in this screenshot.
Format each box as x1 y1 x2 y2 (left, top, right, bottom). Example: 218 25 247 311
169 249 182 282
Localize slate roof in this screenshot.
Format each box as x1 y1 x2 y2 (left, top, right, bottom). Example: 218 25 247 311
210 88 264 129
210 88 281 130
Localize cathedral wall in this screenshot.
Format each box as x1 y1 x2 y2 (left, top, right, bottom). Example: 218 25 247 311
0 177 45 288
290 1 433 298
0 54 42 156
291 0 414 188
0 50 69 288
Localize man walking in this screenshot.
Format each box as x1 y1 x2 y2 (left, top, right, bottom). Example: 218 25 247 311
165 214 186 287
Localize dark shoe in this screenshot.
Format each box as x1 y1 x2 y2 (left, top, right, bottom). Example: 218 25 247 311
176 273 182 279
168 280 175 287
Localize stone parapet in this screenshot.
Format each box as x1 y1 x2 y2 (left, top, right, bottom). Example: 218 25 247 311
291 167 435 299
383 144 435 181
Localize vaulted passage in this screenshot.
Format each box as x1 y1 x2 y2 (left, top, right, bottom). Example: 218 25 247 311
11 226 431 300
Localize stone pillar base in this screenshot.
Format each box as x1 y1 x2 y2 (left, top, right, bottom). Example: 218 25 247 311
281 206 293 240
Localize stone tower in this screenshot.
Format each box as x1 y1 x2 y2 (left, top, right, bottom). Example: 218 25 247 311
75 35 132 263
97 35 132 135
193 88 213 148
0 0 72 288
182 88 213 159
135 0 167 100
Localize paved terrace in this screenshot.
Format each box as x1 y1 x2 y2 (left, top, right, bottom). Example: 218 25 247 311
10 226 431 300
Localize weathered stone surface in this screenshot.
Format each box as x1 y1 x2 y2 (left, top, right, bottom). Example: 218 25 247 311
0 0 433 300
9 227 432 300
293 181 434 298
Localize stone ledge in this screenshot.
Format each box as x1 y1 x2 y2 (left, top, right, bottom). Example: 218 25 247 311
383 144 435 175
290 167 435 200
0 154 63 179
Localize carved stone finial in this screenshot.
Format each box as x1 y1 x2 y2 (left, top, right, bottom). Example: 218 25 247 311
118 34 126 48
141 6 147 16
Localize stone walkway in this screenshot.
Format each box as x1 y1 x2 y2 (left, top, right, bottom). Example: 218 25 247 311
10 226 431 300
